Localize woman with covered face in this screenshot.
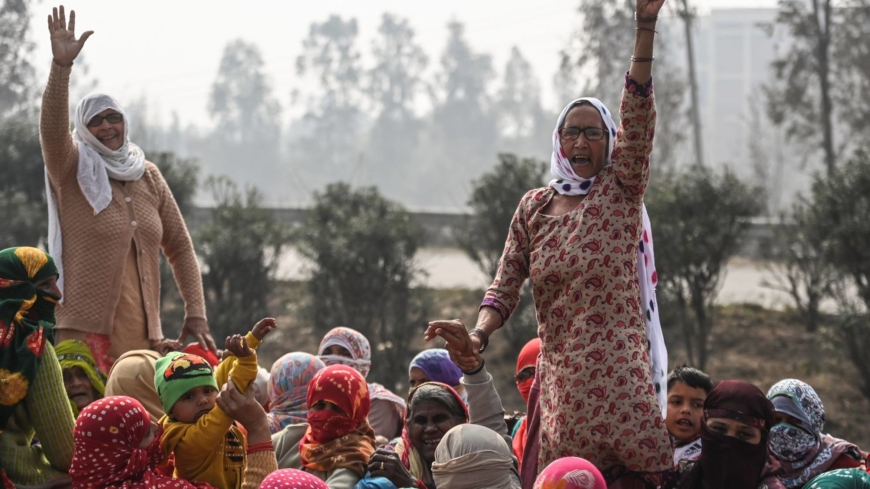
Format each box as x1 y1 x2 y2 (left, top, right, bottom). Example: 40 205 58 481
766 379 864 488
426 0 669 485
41 5 213 373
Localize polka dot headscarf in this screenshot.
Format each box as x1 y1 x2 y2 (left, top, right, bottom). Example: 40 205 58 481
260 469 329 489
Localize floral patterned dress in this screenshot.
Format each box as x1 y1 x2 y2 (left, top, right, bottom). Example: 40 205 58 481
481 76 672 481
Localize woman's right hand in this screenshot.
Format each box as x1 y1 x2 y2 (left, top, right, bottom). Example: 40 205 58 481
426 320 482 372
368 449 418 488
48 5 93 66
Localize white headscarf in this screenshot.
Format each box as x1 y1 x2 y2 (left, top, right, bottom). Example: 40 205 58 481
550 97 668 419
45 93 146 297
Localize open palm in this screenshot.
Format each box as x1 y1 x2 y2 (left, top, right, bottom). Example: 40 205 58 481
637 0 666 19
48 5 93 66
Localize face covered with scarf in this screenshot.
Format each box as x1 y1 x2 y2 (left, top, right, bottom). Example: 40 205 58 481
767 379 863 488
516 338 541 405
57 339 106 415
300 365 376 477
0 247 61 428
431 424 516 489
267 352 325 434
318 327 372 378
687 380 777 489
533 457 607 489
70 396 201 489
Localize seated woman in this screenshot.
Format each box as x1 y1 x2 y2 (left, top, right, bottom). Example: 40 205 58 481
767 379 864 488
534 457 607 489
56 339 106 416
666 380 785 489
408 349 466 403
318 327 406 441
0 247 75 488
806 469 870 488
357 325 516 489
431 423 519 489
272 365 377 489
104 349 164 420
267 352 325 434
71 383 278 489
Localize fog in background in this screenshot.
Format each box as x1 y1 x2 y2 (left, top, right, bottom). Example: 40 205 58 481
21 0 807 211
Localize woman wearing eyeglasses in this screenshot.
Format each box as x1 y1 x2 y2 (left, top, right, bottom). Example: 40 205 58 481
426 0 670 485
39 5 214 372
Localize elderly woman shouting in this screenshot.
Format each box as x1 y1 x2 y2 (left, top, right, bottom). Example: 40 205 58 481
427 0 670 486
40 6 214 372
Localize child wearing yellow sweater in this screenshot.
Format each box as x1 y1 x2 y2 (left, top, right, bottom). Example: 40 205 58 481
154 318 276 489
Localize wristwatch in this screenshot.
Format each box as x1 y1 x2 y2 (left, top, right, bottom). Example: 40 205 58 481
469 327 490 353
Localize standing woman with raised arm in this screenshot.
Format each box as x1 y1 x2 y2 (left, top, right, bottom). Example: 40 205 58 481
40 6 215 372
426 0 670 486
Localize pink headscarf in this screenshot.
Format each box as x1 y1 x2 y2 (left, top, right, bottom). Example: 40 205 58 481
534 457 607 489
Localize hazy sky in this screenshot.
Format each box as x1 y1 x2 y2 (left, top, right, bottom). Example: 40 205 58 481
29 0 778 129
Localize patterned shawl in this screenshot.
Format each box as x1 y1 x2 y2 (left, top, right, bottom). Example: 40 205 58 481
533 457 607 489
261 469 329 489
56 339 107 417
299 365 376 477
318 327 372 378
806 469 870 488
267 352 325 433
550 97 668 417
0 247 60 429
70 396 211 488
767 379 863 488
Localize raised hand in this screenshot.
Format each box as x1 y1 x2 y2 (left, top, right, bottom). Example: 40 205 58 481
251 318 277 341
224 334 253 358
636 0 665 20
47 6 93 66
426 320 482 372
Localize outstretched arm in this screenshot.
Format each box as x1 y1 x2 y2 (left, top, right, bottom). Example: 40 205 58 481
41 6 93 184
629 0 664 84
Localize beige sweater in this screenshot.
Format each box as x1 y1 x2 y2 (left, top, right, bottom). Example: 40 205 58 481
39 62 206 338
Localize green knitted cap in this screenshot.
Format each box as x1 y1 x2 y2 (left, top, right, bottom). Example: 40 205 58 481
154 352 219 414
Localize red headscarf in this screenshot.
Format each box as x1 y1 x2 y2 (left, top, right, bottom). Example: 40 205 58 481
299 365 376 477
182 343 220 367
516 338 540 405
70 396 211 488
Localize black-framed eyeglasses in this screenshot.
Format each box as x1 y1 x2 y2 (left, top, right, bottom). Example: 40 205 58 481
87 113 124 127
515 366 535 382
559 126 605 141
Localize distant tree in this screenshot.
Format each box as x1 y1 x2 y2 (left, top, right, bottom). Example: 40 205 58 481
294 16 363 187
196 176 286 340
296 183 428 386
207 40 282 194
647 165 762 369
456 154 547 366
425 21 498 203
765 0 840 176
801 148 870 399
832 0 870 144
0 0 35 118
496 47 549 158
0 119 48 247
364 13 428 198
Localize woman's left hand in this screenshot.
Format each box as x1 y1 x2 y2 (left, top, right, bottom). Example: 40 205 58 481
636 0 665 19
178 317 217 355
368 449 418 488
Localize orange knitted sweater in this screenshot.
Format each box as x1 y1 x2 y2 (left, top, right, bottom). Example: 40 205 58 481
39 62 206 339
